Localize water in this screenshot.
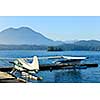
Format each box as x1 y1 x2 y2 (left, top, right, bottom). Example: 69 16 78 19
0 50 100 83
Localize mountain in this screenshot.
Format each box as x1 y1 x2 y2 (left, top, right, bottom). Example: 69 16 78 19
0 27 63 46
64 40 78 44
1 27 100 51
75 40 100 47
55 40 100 51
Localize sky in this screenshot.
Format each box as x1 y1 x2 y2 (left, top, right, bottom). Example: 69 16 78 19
0 16 100 41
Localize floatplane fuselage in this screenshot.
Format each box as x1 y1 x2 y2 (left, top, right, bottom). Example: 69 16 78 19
51 56 87 64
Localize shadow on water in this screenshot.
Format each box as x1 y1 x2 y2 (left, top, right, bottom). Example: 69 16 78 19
54 70 83 83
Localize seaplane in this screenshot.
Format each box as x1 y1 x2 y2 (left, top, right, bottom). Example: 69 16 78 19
9 56 43 81
47 56 88 64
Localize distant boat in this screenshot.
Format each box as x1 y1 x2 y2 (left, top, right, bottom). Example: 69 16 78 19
47 46 63 51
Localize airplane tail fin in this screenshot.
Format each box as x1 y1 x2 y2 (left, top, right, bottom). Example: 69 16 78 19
30 56 39 71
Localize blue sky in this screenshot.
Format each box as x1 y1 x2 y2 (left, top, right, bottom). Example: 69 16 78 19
0 16 99 41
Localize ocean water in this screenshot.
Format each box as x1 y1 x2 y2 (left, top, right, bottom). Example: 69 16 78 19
0 50 100 83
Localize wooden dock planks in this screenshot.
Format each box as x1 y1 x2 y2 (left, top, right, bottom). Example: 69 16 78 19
0 71 15 80
0 71 26 83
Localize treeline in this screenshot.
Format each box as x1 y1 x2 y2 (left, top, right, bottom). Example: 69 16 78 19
1 40 100 51
0 45 47 50
47 40 100 51
47 44 100 51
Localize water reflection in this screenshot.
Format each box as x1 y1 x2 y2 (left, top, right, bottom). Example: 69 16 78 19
54 70 82 83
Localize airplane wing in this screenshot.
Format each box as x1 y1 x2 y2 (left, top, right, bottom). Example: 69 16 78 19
15 56 39 71
62 56 87 60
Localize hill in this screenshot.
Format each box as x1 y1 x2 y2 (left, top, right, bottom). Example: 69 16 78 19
0 27 63 46
0 27 100 51
56 40 100 51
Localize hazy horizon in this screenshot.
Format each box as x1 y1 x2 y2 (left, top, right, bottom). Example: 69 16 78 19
0 16 99 41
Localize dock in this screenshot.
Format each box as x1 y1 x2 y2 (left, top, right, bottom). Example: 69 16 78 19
0 63 98 83
0 71 26 83
0 63 98 72
39 63 98 71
